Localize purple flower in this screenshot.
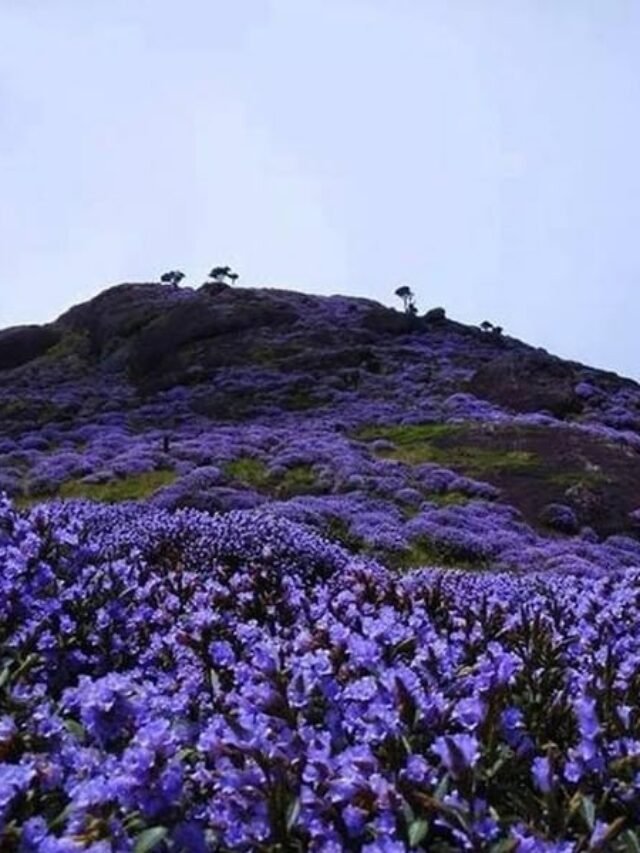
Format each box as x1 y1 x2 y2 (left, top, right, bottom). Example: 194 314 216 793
432 734 479 778
454 696 486 729
343 676 379 703
209 640 235 667
531 756 555 794
342 804 368 837
575 696 600 741
403 754 431 784
0 762 36 812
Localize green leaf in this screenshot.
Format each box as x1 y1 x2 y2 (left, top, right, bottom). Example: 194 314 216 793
580 795 596 831
435 773 449 800
408 818 429 847
48 803 73 830
286 797 301 832
401 800 416 826
178 746 197 761
620 830 640 853
134 826 168 853
64 718 86 742
209 669 221 693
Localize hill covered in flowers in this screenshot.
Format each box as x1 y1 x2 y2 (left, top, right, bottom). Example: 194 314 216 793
2 281 640 571
1 281 640 850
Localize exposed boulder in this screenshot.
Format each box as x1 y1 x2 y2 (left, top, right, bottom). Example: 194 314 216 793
56 283 175 358
129 290 299 390
200 280 231 297
0 325 61 371
469 351 583 417
424 307 446 323
361 307 416 335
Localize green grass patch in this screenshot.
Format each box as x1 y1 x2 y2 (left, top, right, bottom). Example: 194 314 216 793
225 457 321 499
399 504 422 520
16 469 177 507
284 390 320 411
356 422 537 474
355 423 460 444
548 470 609 488
14 494 40 510
59 470 176 502
0 399 77 428
384 538 488 572
321 515 485 571
423 491 470 507
323 517 368 553
224 457 271 489
276 465 318 498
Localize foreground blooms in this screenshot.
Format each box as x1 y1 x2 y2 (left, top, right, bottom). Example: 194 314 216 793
1 494 640 851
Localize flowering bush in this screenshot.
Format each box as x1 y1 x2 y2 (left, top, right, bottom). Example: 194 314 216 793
1 494 640 850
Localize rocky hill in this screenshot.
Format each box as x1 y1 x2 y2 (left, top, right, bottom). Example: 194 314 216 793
2 280 640 573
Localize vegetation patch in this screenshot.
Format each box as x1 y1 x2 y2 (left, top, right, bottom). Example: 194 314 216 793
323 516 367 553
356 420 640 537
59 470 176 502
248 346 278 366
548 469 610 489
224 457 271 490
423 491 470 507
248 343 303 365
16 469 177 506
356 422 536 473
276 465 318 498
355 422 460 445
385 537 489 572
284 389 322 411
42 331 90 364
225 457 321 499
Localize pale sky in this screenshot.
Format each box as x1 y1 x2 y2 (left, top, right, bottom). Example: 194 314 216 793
1 1 639 377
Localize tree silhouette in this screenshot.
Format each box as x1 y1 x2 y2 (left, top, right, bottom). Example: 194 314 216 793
209 266 238 283
395 286 417 315
160 270 185 285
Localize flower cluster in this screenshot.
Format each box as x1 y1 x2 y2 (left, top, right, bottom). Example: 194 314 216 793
2 494 640 850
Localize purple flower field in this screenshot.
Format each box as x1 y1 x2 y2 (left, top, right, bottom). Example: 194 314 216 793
2 495 640 850
2 283 640 850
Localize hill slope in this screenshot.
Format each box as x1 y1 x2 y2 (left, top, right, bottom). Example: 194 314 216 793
1 281 640 573
3 282 640 849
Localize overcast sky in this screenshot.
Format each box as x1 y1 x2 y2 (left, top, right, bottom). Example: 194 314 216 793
1 1 639 377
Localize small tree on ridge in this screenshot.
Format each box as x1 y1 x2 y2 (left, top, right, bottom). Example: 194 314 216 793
395 286 417 316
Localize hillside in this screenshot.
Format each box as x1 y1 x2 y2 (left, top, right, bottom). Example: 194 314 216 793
1 281 640 573
3 282 640 850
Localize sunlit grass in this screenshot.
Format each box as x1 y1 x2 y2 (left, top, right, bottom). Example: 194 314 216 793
18 470 177 506
57 470 175 502
356 422 537 473
225 457 320 498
